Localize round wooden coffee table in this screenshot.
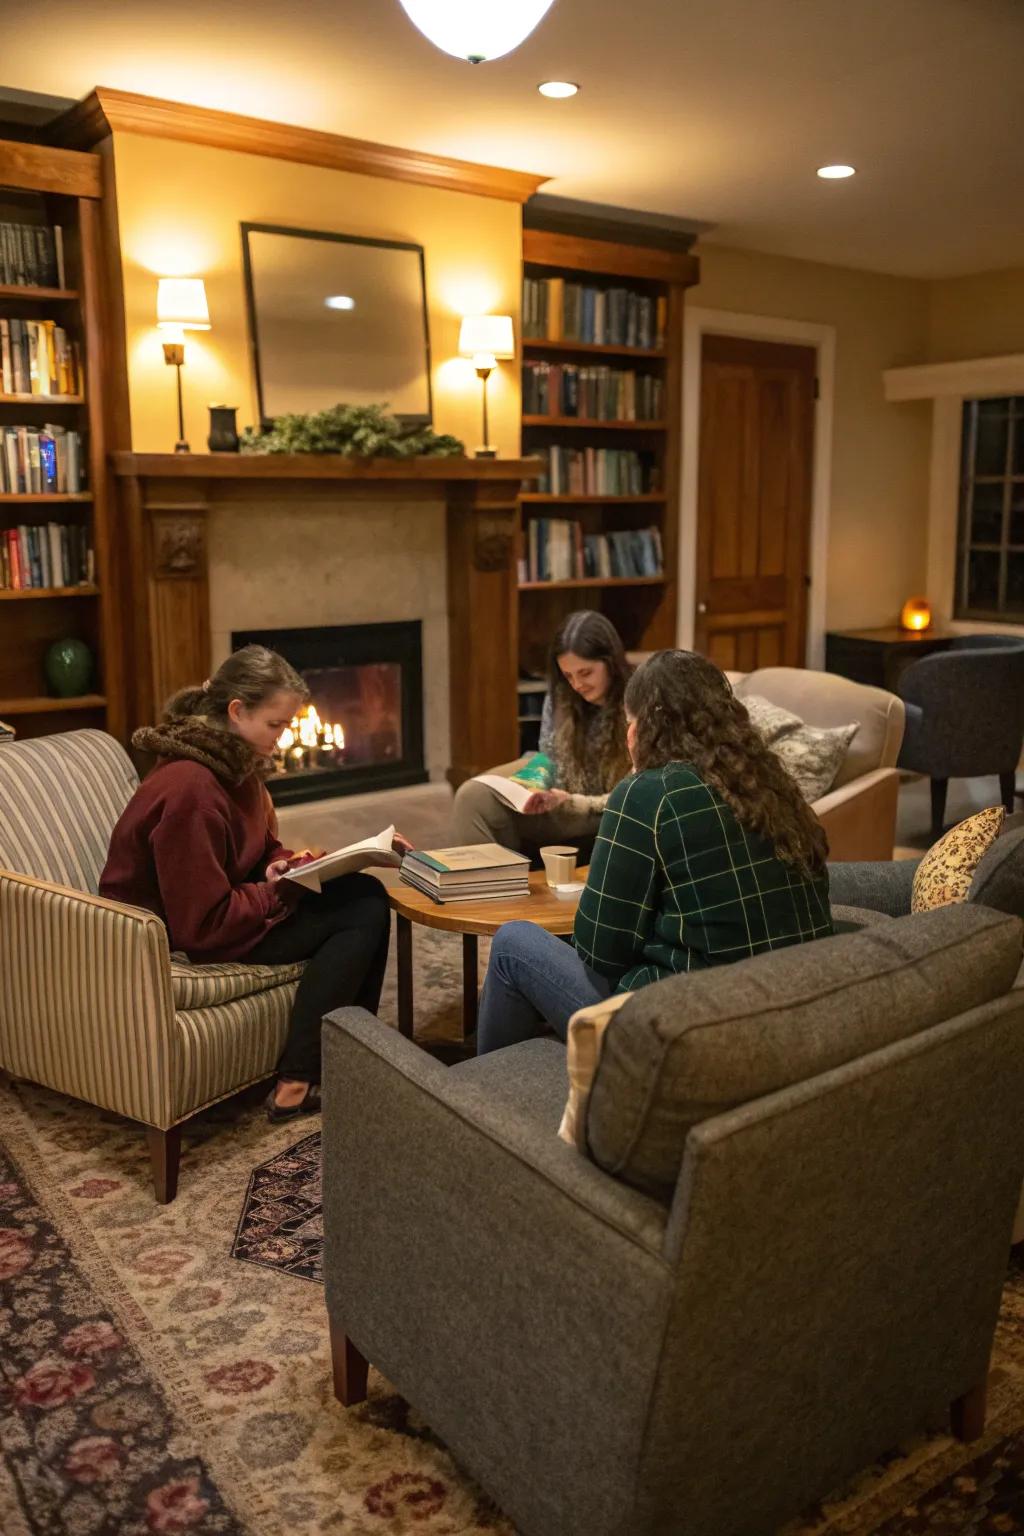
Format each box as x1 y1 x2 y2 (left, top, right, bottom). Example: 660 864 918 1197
387 870 584 1041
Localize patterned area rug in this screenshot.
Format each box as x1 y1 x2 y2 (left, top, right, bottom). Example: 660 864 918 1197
5 918 1024 1535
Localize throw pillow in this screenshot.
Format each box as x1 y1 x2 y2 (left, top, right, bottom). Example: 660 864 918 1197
742 693 859 802
912 805 1006 913
558 991 633 1150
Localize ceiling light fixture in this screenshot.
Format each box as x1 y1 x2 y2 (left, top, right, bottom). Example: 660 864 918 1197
325 295 356 310
538 80 578 98
397 0 557 63
817 164 856 180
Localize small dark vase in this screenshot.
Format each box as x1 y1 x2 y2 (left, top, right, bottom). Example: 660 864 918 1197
207 405 240 453
45 637 93 698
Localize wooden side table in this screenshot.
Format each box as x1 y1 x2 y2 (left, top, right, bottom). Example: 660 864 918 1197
386 870 583 1042
825 628 960 692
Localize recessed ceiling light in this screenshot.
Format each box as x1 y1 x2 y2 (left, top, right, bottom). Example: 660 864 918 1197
817 164 856 180
325 294 356 310
538 80 579 99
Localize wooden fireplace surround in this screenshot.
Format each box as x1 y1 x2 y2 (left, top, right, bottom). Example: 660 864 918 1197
111 453 541 785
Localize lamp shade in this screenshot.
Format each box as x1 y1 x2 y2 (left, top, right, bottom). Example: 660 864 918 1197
398 0 556 62
458 314 515 361
157 277 210 331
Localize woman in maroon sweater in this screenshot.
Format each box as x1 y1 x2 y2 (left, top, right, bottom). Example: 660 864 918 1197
101 645 400 1119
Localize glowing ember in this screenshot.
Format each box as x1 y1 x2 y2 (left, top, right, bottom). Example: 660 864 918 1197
275 706 345 772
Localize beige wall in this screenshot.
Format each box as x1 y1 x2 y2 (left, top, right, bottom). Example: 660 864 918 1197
110 132 523 456
689 243 933 633
927 266 1024 363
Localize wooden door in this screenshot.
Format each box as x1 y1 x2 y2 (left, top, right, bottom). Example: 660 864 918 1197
694 333 815 672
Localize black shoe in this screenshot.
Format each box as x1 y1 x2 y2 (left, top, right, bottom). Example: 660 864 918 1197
265 1082 322 1121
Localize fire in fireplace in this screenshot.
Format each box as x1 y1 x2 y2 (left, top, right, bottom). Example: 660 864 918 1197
232 620 426 804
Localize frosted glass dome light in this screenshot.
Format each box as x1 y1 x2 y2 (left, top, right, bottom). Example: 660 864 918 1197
397 0 558 63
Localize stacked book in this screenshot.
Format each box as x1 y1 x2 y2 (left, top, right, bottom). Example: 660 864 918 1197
2 523 94 591
1 318 83 396
522 277 665 350
522 520 662 583
0 426 84 494
400 843 530 904
536 445 655 497
0 221 64 288
522 361 663 421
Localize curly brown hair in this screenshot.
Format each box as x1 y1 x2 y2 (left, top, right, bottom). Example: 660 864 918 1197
624 650 829 877
548 610 633 793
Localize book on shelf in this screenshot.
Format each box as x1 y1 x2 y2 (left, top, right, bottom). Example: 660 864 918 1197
400 843 530 904
522 360 663 421
536 445 657 497
1 522 93 591
522 519 663 584
0 426 84 494
281 825 402 893
523 276 666 350
0 319 82 396
0 221 64 289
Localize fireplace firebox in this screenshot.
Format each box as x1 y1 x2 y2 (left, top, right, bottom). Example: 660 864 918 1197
232 621 426 805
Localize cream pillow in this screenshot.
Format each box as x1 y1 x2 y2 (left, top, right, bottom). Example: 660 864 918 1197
742 693 859 802
558 991 633 1150
911 805 1006 913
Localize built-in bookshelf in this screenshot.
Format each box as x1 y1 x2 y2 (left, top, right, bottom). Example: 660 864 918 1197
517 221 699 746
0 143 122 741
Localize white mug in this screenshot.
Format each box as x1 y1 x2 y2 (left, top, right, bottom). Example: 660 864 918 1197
540 845 578 886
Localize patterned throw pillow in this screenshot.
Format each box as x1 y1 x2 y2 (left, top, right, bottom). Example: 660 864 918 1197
742 694 859 802
911 805 1006 913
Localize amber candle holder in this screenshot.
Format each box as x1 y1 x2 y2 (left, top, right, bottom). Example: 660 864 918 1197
900 596 932 632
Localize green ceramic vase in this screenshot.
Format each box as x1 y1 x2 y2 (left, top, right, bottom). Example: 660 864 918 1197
45 638 94 698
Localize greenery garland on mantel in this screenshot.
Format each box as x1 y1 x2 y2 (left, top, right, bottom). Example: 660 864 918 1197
240 403 465 458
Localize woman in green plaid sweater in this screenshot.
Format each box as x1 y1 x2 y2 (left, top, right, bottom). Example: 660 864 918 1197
477 649 834 1054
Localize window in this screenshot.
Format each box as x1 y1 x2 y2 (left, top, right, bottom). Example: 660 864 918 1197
956 396 1024 620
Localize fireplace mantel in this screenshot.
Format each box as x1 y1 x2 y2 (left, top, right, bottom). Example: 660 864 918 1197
113 452 541 784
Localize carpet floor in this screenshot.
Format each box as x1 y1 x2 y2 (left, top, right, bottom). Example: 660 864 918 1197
5 920 1024 1535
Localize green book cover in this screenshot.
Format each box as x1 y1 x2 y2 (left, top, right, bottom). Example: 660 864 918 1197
508 752 554 791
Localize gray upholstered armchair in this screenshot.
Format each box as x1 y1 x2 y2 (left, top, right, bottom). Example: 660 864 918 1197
897 636 1024 834
322 905 1024 1536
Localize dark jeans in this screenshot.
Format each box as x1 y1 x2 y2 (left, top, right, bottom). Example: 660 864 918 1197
247 872 391 1082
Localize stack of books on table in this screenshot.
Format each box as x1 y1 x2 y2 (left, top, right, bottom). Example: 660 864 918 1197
400 844 530 905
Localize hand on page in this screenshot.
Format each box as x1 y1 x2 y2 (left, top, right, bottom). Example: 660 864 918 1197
392 831 415 856
521 789 570 815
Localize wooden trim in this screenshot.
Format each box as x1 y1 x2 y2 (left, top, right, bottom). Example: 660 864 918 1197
523 227 700 285
52 88 547 204
111 453 543 482
0 140 102 199
883 352 1024 402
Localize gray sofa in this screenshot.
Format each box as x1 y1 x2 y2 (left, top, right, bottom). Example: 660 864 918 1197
322 904 1024 1536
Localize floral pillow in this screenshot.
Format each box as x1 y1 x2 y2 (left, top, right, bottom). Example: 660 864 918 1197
742 694 859 803
911 805 1006 913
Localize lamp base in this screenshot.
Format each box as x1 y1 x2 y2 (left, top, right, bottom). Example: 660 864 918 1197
473 446 498 459
174 439 191 454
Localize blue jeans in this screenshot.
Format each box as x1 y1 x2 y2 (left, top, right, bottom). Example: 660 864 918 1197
477 921 614 1055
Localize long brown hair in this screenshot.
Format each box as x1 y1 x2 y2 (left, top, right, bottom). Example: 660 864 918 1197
164 645 308 722
548 610 632 793
624 650 829 877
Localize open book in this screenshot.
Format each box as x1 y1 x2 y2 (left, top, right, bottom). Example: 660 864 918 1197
282 825 401 893
472 752 554 813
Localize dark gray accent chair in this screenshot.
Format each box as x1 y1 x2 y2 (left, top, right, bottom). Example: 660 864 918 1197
321 905 1024 1536
896 636 1024 834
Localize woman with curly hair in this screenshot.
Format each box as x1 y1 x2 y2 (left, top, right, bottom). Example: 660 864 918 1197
450 609 633 855
477 648 833 1054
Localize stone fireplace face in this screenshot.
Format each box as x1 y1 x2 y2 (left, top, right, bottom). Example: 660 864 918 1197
233 620 426 804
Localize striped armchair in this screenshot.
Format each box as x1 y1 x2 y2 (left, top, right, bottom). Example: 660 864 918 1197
0 730 303 1202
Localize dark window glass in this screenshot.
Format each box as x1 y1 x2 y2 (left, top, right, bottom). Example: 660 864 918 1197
971 482 1004 544
957 396 1024 619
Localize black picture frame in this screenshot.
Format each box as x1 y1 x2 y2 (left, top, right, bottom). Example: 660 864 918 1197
241 222 434 428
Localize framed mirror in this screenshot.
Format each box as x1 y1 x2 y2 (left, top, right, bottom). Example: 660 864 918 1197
241 223 433 425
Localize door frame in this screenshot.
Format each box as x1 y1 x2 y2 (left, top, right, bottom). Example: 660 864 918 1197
679 307 836 667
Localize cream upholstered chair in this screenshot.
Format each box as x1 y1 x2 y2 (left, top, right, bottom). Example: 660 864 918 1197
0 730 303 1202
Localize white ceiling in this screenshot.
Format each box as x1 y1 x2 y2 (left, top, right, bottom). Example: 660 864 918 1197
5 0 1024 279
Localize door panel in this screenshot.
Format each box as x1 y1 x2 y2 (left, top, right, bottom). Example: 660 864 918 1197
695 334 815 671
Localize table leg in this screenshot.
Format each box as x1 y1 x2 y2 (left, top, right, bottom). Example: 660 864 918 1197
462 933 479 1042
397 913 414 1040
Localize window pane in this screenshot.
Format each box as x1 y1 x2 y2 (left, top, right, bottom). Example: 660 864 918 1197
971 482 1004 543
975 409 1009 476
967 549 1000 611
1006 553 1024 617
1012 485 1024 547
1014 413 1024 475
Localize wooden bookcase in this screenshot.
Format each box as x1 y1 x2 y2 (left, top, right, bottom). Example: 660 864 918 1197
0 140 123 740
518 226 699 747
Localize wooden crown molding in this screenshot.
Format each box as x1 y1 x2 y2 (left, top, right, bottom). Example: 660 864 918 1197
50 88 548 204
522 226 700 285
0 138 101 199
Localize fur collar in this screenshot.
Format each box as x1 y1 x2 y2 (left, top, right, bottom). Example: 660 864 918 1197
132 717 273 786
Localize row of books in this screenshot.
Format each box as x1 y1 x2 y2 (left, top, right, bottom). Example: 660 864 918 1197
1 319 83 397
523 277 666 350
0 427 85 495
535 446 656 497
2 522 95 591
0 221 65 289
522 361 664 422
400 843 530 905
522 519 663 583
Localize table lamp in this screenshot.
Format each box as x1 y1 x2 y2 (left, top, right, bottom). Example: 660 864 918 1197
458 314 514 458
900 596 932 633
157 278 211 453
